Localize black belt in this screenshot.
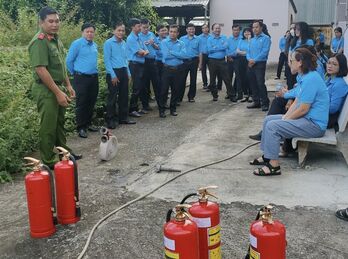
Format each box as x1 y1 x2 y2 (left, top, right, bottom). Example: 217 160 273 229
183 57 199 62
129 61 144 65
163 64 181 70
36 79 63 85
145 58 156 62
208 58 225 61
74 72 98 78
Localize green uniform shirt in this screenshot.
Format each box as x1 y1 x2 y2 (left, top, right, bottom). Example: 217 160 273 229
28 30 67 83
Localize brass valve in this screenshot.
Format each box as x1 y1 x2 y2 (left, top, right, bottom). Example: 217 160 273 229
260 205 274 224
24 157 41 171
56 146 70 161
198 185 218 202
174 204 192 222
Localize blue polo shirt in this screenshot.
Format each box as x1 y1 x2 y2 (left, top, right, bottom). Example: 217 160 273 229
331 37 344 53
290 38 314 52
179 35 200 58
126 31 147 63
103 36 130 79
326 76 348 114
319 32 325 43
279 37 286 52
296 71 329 130
161 38 187 67
139 31 157 59
198 33 210 54
66 37 98 75
155 36 167 62
237 39 250 55
207 34 229 59
246 33 271 62
227 35 241 57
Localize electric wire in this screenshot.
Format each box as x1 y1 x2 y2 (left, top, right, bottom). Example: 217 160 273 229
77 141 260 259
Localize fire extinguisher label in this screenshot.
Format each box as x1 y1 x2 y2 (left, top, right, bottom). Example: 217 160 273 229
191 216 211 228
250 234 257 248
165 249 180 259
249 247 260 259
164 236 176 251
209 245 222 259
208 224 221 246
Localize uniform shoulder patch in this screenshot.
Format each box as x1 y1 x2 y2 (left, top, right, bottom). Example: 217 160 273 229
37 33 45 40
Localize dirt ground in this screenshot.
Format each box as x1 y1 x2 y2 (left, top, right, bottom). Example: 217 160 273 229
1 68 348 259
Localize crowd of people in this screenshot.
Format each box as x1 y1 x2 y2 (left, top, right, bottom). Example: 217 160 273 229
28 6 348 221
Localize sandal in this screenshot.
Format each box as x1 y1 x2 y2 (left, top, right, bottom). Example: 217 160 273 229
249 155 270 166
253 163 281 176
335 208 348 221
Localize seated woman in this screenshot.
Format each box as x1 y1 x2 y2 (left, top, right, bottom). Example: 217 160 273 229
250 48 329 176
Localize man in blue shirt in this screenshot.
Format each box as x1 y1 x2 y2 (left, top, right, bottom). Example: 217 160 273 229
227 24 242 101
317 29 325 49
139 18 160 112
179 23 200 103
207 23 234 101
126 18 149 118
66 23 99 138
247 20 272 111
103 22 135 129
159 24 187 118
275 31 289 80
198 23 210 90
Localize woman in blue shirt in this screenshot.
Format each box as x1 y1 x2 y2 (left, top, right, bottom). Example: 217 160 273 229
250 48 329 176
326 53 348 129
236 27 253 102
331 27 344 54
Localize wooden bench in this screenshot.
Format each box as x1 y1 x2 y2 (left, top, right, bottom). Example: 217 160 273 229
292 96 348 167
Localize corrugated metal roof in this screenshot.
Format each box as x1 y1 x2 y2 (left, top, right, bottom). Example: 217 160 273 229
153 0 209 8
293 0 336 25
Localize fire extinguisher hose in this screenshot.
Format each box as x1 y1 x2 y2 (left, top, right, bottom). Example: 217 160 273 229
69 155 81 218
41 164 58 225
77 141 260 259
180 193 199 205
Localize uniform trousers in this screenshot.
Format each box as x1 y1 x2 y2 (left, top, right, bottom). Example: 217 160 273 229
159 65 182 113
228 57 242 98
208 58 233 98
238 56 251 96
276 52 287 78
260 115 325 160
142 58 160 108
129 62 146 112
31 82 71 167
248 61 270 106
106 68 129 123
179 57 199 101
201 54 209 87
73 73 99 130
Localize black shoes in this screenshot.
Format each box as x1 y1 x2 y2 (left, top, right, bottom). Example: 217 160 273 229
240 97 249 103
170 111 178 116
88 125 99 132
78 129 88 138
249 131 262 141
213 96 218 101
138 109 148 115
106 121 117 129
247 102 261 109
71 152 83 160
159 112 166 118
119 120 136 124
224 95 230 99
129 111 142 117
230 96 238 102
188 98 195 103
261 105 269 112
274 77 280 80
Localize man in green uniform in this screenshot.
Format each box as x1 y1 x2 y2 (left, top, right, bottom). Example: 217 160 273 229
28 6 82 168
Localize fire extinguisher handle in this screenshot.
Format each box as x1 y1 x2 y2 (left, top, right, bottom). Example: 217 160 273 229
180 193 198 204
41 164 58 225
69 155 81 218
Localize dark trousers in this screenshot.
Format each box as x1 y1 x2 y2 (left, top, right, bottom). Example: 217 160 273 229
239 56 251 96
201 54 209 87
142 58 160 108
208 58 233 98
159 66 182 113
248 61 269 106
228 58 243 98
268 97 288 116
157 61 168 104
73 74 99 130
276 52 287 78
179 57 199 101
129 62 145 112
106 68 129 123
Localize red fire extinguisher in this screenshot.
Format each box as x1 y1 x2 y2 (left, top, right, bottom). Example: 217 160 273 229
24 157 57 238
54 147 81 224
247 205 286 259
181 186 221 259
164 204 200 259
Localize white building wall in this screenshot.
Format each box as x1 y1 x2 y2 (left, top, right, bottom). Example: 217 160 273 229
210 0 293 63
